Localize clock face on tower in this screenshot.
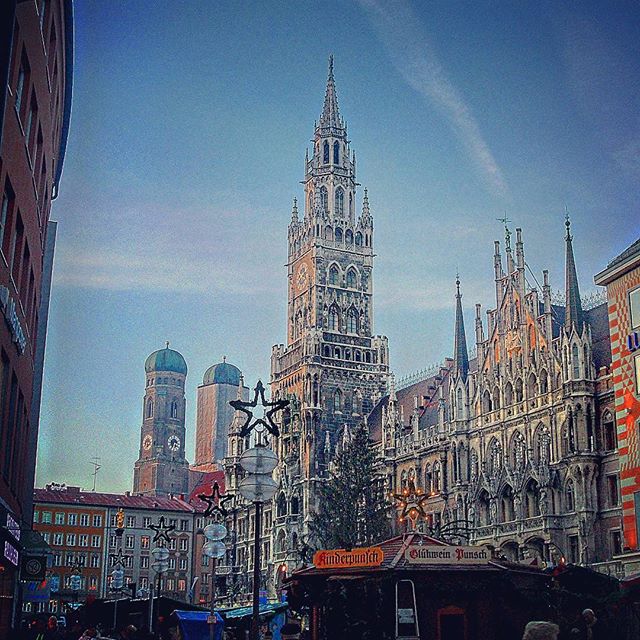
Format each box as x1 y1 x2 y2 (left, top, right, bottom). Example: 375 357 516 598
143 435 152 450
167 435 181 452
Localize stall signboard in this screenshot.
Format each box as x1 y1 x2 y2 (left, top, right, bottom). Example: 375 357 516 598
313 546 384 569
405 545 491 565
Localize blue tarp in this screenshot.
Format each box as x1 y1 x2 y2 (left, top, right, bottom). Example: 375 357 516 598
174 610 224 640
174 603 287 639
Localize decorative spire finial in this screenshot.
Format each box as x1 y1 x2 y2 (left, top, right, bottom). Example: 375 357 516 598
165 341 170 349
328 54 334 79
291 197 299 222
453 276 469 381
320 55 341 128
564 205 572 240
223 355 226 363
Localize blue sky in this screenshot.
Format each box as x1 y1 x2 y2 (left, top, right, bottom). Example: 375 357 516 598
37 0 640 493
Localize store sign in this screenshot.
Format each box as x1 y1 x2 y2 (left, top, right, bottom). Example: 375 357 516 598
313 546 384 569
6 512 20 542
0 286 26 354
21 555 47 580
405 545 491 565
4 540 19 566
23 580 50 603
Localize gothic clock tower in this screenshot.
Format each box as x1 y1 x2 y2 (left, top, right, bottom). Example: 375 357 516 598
133 344 190 496
271 58 389 532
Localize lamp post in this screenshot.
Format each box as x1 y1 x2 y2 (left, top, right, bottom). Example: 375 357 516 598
239 442 279 640
148 515 175 636
229 380 289 640
202 523 227 640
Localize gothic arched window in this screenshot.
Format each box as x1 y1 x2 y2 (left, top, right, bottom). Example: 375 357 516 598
345 230 353 245
328 306 339 331
540 369 548 394
290 495 299 514
432 462 441 492
515 378 523 403
349 192 353 216
329 265 339 285
323 141 329 164
456 388 463 419
333 140 340 164
504 382 513 406
347 308 358 334
333 389 342 412
572 343 580 379
277 493 287 517
565 480 575 512
335 187 344 216
170 400 178 419
355 232 362 246
335 227 343 243
146 398 154 419
346 268 357 288
320 186 328 212
482 390 492 413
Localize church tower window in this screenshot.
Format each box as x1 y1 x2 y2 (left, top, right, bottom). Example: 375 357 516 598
146 398 154 419
355 231 362 246
347 308 358 334
320 186 328 212
333 389 342 412
335 227 343 243
328 306 339 331
170 400 178 419
323 141 329 164
565 480 575 512
346 268 357 288
572 343 580 379
329 265 339 285
333 140 340 164
335 187 344 216
345 229 353 246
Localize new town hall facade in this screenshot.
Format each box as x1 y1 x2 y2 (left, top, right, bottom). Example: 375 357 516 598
222 59 623 592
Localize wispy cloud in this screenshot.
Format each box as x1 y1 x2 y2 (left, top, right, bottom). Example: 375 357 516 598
53 202 283 295
356 0 508 196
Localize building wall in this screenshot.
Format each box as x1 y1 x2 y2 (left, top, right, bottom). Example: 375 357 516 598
194 382 246 468
596 251 640 554
32 503 107 613
0 1 71 632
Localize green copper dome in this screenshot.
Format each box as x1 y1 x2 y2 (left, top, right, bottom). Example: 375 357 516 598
145 345 187 375
202 359 241 386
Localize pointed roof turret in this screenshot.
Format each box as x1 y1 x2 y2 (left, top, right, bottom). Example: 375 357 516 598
564 213 584 330
319 55 341 129
453 276 469 381
362 188 370 217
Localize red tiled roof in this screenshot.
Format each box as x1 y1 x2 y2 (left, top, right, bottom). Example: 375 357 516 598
33 487 194 512
187 471 226 512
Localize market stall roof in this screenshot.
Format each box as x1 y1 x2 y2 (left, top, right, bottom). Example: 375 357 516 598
287 532 547 582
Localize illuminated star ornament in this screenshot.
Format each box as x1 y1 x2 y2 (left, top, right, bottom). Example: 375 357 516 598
229 380 289 438
197 481 234 518
393 480 429 523
149 515 176 545
109 548 129 568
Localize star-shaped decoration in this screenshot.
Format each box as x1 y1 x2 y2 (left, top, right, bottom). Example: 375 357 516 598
393 480 429 523
229 380 289 438
149 515 176 546
109 548 130 569
197 481 234 518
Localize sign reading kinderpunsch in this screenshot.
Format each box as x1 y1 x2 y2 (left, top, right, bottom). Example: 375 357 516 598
313 546 384 569
405 545 491 565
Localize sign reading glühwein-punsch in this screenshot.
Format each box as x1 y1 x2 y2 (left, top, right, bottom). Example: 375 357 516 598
313 546 384 569
405 545 491 565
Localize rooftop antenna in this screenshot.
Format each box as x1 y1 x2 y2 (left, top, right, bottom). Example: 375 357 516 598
90 455 101 492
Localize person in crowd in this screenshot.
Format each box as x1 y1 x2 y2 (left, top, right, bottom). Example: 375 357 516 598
45 616 65 640
522 621 560 640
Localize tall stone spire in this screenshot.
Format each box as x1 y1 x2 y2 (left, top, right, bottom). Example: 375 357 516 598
453 276 469 381
319 55 341 129
564 213 584 330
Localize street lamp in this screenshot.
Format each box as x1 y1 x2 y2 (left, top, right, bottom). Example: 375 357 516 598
229 380 289 640
150 546 169 636
239 442 279 640
202 523 227 640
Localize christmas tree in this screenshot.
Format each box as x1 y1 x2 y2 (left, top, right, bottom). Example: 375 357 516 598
310 424 390 549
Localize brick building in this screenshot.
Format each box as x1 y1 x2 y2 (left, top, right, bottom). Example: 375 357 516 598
595 238 640 573
0 0 72 631
32 485 199 615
